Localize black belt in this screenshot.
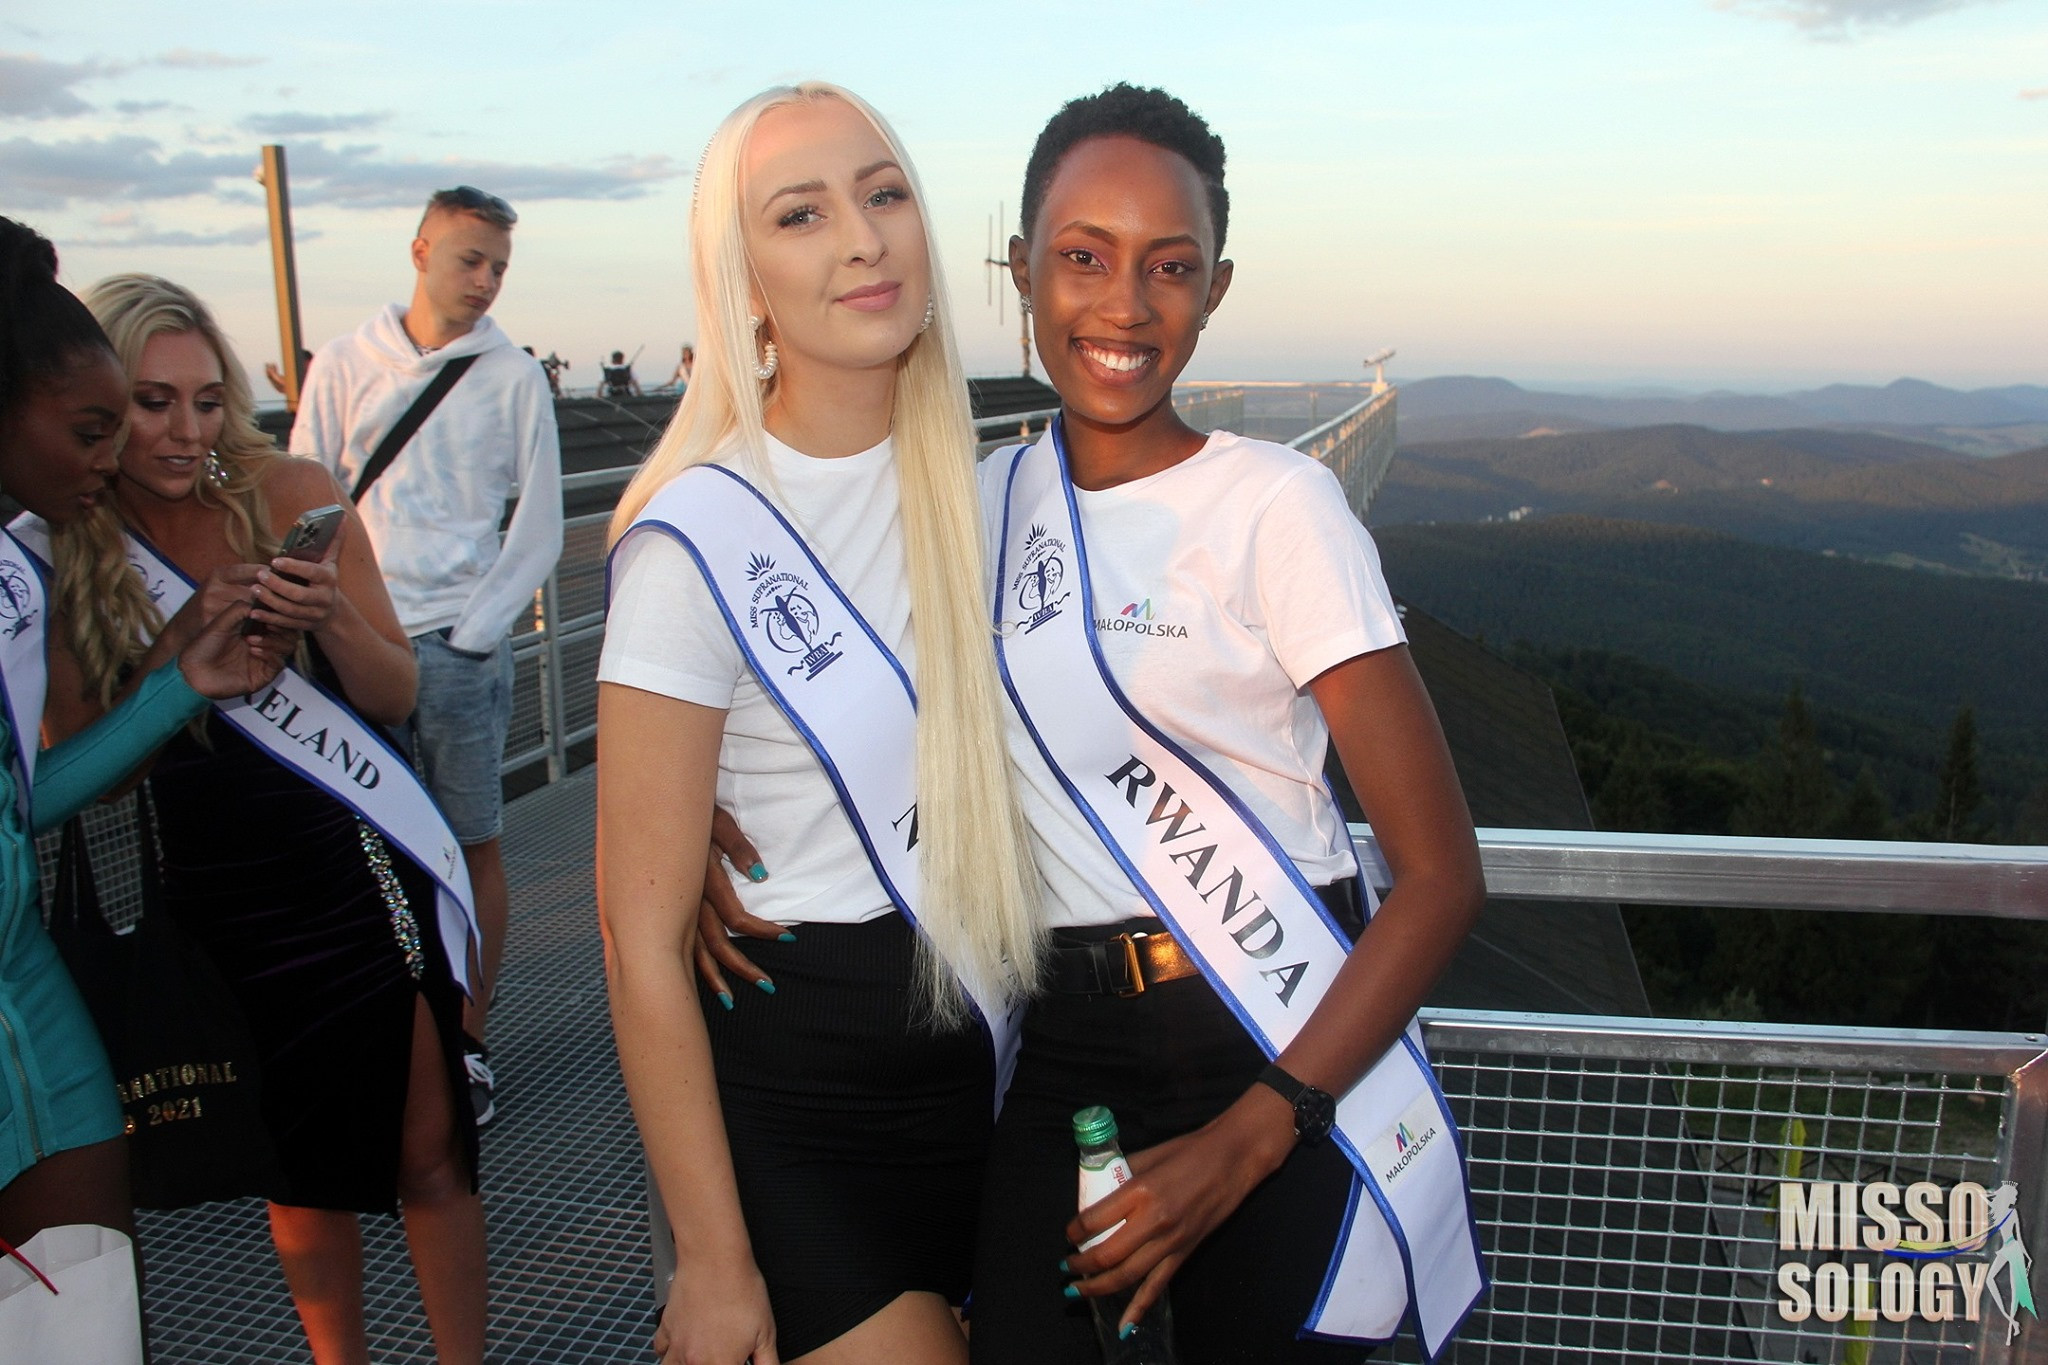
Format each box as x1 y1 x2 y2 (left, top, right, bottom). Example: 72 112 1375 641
1045 929 1199 997
1044 878 1366 999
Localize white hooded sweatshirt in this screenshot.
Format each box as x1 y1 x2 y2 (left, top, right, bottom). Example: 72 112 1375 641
289 305 563 652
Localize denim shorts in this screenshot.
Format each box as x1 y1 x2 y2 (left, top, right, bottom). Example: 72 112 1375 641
409 629 514 845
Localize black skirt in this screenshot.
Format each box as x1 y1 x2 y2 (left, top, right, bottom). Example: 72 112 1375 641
149 715 477 1215
697 912 994 1358
969 884 1375 1365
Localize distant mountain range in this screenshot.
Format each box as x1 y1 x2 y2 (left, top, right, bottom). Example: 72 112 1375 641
1399 376 2048 454
1371 423 2048 580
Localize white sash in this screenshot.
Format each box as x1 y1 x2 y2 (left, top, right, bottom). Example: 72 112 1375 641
989 426 1485 1358
611 463 1021 1106
0 530 51 818
10 515 481 997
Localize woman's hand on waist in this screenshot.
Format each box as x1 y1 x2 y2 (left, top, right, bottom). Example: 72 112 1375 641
1061 1083 1299 1332
691 806 785 1007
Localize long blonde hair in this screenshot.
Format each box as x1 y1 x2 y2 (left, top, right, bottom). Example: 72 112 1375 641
55 274 281 705
612 83 1044 1021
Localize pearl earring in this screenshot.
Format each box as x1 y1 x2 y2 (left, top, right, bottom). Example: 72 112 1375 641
204 451 231 488
748 314 779 381
919 296 935 334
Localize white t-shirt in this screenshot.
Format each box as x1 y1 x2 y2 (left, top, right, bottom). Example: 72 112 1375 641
598 434 910 927
979 430 1406 930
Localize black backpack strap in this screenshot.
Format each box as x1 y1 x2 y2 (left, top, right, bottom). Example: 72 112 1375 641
350 352 482 503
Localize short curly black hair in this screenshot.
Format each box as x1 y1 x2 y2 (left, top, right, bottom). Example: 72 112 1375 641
1019 84 1229 257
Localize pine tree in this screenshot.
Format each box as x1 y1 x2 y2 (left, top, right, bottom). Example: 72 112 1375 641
1832 766 1890 841
1928 706 1984 843
1595 727 1671 832
1735 684 1837 838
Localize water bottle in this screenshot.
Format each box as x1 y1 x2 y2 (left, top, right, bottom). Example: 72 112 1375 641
1073 1105 1179 1365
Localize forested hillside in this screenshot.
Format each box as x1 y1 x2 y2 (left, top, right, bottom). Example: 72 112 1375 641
1373 426 2048 579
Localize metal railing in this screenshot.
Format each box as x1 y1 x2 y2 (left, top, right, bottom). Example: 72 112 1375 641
970 386 1246 458
1351 826 2048 1364
1295 384 1399 517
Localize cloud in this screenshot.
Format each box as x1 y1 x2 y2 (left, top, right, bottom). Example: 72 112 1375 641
1711 0 2001 35
2022 87 2048 101
241 110 387 136
114 99 177 115
284 144 683 209
0 133 250 209
153 48 263 70
0 129 683 215
0 52 107 117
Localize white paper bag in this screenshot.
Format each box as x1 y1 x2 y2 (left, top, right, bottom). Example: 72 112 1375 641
0 1223 144 1365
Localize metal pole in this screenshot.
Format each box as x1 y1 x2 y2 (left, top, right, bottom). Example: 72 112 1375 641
259 145 307 411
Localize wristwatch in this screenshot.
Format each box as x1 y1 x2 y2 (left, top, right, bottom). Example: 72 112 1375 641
1256 1062 1336 1146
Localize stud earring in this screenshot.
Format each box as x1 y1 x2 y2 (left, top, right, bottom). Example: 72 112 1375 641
1018 294 1032 314
204 451 231 488
748 314 779 381
1198 312 1210 331
919 295 935 334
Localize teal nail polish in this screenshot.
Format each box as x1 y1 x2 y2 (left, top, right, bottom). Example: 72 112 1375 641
1119 1323 1136 1341
778 931 797 943
1063 1284 1080 1300
756 978 776 995
748 862 768 882
716 991 733 1011
1057 1258 1069 1274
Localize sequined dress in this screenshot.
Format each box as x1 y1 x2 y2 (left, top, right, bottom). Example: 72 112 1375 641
147 684 476 1214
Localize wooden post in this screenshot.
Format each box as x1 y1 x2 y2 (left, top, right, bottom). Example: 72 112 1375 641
259 145 307 411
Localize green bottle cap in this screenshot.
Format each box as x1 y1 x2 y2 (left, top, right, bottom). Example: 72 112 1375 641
1072 1105 1119 1148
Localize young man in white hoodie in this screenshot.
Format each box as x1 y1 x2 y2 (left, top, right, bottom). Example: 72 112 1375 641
290 186 563 1127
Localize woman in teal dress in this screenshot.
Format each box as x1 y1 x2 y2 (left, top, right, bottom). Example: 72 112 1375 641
0 217 291 1266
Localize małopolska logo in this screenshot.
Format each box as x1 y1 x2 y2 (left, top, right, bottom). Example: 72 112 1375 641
1096 594 1188 640
745 552 842 680
1010 524 1070 634
0 558 35 639
1777 1178 2035 1338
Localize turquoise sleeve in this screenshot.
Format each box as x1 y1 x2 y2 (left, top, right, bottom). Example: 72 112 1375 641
31 660 207 833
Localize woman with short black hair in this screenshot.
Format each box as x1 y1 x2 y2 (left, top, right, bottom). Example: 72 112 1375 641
968 85 1487 1364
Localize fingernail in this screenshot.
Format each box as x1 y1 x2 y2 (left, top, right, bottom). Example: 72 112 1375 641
1119 1323 1136 1341
716 991 733 1011
1063 1284 1080 1300
747 862 768 882
756 979 776 995
1057 1258 1069 1274
777 931 797 943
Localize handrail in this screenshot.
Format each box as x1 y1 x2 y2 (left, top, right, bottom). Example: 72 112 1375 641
1351 824 2048 919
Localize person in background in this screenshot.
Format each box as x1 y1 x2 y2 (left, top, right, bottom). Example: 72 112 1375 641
539 351 570 398
601 349 643 399
290 184 563 1129
49 271 486 1365
671 344 695 388
0 217 290 1349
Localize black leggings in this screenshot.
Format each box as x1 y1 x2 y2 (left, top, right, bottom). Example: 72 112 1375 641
970 885 1375 1365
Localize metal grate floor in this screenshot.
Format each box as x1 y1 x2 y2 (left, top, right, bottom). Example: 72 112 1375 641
137 766 652 1363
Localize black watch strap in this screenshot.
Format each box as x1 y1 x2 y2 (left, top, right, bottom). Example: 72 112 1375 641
1256 1062 1336 1145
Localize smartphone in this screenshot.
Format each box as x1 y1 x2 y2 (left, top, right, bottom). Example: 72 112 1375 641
280 504 347 564
246 505 346 637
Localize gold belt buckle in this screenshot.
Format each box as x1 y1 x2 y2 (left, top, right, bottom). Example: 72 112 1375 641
1115 933 1147 998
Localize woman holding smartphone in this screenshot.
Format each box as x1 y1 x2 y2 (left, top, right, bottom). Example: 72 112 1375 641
598 82 1041 1365
44 274 486 1365
0 219 290 1325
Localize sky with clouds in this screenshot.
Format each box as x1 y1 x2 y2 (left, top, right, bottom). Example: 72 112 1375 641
4 0 2043 392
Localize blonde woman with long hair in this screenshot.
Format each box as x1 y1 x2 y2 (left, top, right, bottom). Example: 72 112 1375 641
44 275 486 1365
598 83 1041 1365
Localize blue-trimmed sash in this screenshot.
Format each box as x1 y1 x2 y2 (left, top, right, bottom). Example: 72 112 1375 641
10 515 481 997
0 530 51 819
610 463 1021 1105
989 424 1485 1358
